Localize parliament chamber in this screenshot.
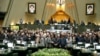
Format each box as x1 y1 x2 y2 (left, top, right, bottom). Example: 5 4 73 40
0 0 100 56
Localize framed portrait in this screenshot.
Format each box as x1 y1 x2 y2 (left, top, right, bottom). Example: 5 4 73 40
86 3 94 15
28 3 36 14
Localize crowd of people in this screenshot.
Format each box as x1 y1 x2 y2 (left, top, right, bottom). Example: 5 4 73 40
0 28 100 48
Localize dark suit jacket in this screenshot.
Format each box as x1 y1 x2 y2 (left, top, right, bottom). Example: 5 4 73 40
0 33 5 40
76 36 85 43
0 33 5 42
84 38 91 43
17 35 27 41
59 37 67 46
7 34 15 42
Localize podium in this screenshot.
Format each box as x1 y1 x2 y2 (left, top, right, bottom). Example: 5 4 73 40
47 23 72 33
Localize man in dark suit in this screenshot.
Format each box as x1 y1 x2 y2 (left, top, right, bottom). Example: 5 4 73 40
75 34 85 43
51 36 61 48
7 32 15 42
17 32 27 41
84 33 92 43
59 35 67 48
91 34 98 43
26 33 36 43
0 31 5 42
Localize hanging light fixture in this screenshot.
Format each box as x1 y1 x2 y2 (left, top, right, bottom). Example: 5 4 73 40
56 0 65 11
